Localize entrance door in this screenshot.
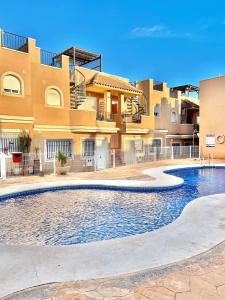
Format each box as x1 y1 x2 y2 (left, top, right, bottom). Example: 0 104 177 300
96 139 108 170
171 142 181 158
124 140 136 164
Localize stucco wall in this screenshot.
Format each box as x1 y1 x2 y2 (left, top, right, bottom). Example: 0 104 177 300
200 76 225 158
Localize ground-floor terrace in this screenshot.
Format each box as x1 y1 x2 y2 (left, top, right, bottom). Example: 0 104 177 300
0 159 225 300
0 125 200 178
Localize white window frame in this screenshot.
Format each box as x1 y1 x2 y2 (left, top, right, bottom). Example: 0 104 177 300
171 110 178 123
0 132 20 153
148 138 163 154
1 72 24 97
82 139 95 157
45 139 72 161
154 104 161 118
45 86 64 108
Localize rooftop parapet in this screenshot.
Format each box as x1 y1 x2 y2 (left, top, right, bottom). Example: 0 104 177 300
0 30 28 53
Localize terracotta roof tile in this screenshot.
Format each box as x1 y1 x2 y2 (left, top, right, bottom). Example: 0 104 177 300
87 73 142 94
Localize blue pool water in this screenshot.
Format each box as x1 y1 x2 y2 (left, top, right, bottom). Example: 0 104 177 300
1 167 225 246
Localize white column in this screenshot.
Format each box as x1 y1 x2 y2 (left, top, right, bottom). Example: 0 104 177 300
112 149 116 168
171 146 174 160
119 93 125 113
53 153 56 175
104 91 111 115
1 153 7 180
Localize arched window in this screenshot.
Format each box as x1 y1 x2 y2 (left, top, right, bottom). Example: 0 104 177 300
171 110 178 123
154 104 160 117
46 88 62 106
3 74 22 95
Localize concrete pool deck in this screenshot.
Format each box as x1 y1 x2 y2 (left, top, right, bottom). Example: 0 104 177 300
0 162 225 298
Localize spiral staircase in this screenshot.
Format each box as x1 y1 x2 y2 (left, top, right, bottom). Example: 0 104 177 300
70 68 87 109
125 95 147 123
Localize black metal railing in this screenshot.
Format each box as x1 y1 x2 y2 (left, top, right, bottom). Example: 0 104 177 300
96 112 113 122
194 123 199 132
41 49 62 68
170 90 178 98
122 113 142 124
1 30 28 53
153 80 163 91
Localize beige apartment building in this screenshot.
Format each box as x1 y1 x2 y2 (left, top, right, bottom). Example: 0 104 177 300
136 80 199 148
200 75 225 158
0 29 199 173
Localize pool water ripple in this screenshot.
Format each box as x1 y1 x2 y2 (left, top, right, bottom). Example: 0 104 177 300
0 167 225 246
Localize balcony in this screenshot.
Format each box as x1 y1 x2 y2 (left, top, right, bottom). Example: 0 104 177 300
122 115 151 133
96 112 118 133
40 49 62 68
180 123 199 135
1 30 28 53
153 80 164 91
70 110 118 133
70 110 97 130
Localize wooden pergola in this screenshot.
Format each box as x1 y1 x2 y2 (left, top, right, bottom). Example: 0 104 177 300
171 84 199 96
59 47 102 71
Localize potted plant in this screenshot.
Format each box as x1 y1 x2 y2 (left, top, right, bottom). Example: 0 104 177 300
56 151 70 175
18 130 32 176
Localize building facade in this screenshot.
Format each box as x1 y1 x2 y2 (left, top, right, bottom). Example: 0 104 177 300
200 76 225 158
0 29 200 173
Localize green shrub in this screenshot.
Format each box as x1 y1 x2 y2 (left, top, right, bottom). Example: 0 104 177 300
18 130 32 153
56 151 68 167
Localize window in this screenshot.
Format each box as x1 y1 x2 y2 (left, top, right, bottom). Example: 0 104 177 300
154 104 160 117
46 139 72 160
3 74 22 95
149 139 162 153
134 139 144 153
0 133 19 153
171 111 178 123
46 88 62 106
82 139 95 156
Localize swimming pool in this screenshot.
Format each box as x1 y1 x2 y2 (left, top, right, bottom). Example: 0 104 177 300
0 167 225 246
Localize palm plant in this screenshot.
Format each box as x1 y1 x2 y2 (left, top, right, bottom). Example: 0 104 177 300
56 151 68 167
18 130 32 175
18 130 32 153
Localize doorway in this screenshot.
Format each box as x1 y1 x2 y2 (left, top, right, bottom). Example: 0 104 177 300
96 139 108 170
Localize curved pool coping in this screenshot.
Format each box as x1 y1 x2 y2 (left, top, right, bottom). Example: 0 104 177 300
0 163 213 200
1 163 225 297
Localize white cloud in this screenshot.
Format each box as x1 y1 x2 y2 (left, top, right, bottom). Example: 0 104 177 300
130 25 193 39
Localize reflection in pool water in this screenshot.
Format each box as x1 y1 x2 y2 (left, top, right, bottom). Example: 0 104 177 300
0 167 225 246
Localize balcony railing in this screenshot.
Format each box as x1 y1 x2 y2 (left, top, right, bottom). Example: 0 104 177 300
1 30 28 53
194 123 199 132
170 90 178 98
41 49 62 68
122 113 142 124
153 80 163 91
96 112 113 122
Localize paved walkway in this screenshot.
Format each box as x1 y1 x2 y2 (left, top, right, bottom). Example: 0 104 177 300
3 240 225 299
0 159 201 187
1 159 225 300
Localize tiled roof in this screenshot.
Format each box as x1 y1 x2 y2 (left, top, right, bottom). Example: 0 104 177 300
87 73 142 94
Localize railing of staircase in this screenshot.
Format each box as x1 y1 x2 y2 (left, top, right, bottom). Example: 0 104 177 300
1 30 28 53
122 113 141 123
96 112 113 122
41 49 62 68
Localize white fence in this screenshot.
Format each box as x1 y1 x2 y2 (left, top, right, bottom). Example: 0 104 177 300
0 145 200 178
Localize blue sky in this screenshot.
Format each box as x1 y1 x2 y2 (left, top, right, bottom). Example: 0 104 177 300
1 0 225 86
